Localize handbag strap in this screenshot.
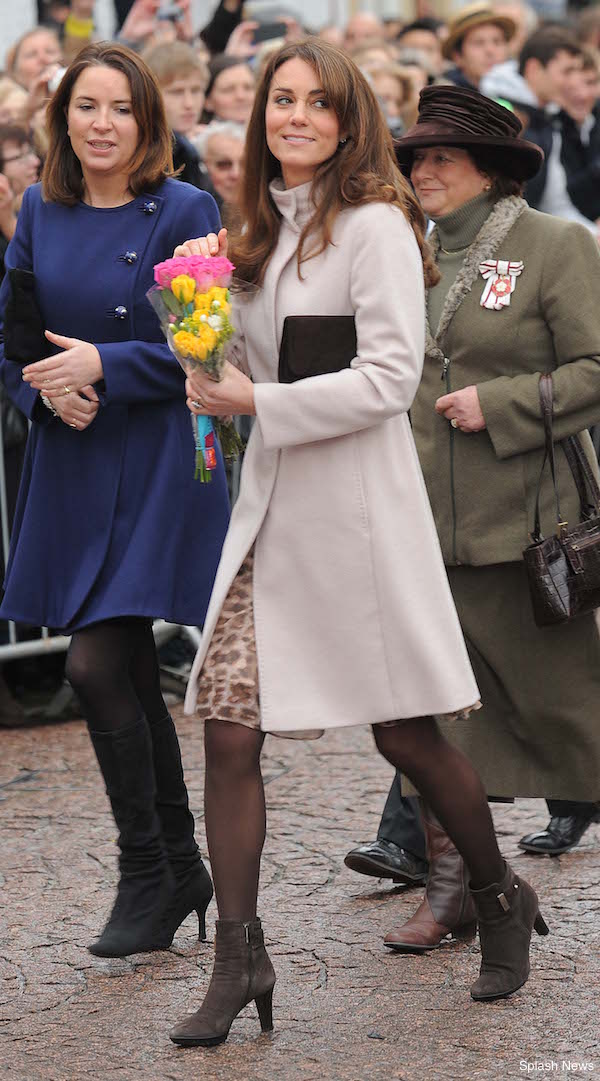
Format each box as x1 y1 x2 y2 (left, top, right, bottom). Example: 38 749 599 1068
564 434 600 517
532 373 563 541
532 374 600 539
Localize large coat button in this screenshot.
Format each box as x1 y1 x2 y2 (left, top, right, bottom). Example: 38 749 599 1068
114 305 128 319
122 250 138 264
142 200 157 214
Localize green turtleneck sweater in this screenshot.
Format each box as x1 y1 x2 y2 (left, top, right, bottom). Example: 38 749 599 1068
428 190 497 337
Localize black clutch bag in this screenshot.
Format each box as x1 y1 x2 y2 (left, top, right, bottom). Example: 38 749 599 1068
278 315 357 383
3 268 47 368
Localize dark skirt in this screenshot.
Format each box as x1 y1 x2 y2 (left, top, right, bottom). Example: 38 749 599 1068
436 561 600 800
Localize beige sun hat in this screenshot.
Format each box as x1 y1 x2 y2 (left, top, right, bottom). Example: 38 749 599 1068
442 2 517 60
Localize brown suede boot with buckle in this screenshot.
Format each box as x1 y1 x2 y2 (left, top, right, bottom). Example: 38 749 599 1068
470 861 549 1001
169 918 276 1047
384 801 477 953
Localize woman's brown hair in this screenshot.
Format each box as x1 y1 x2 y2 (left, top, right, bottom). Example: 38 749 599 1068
230 38 439 288
42 42 174 206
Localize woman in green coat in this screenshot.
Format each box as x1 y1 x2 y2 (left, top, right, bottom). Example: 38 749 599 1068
385 84 600 954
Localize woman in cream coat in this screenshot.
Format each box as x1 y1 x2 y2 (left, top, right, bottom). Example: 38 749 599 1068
168 41 547 1049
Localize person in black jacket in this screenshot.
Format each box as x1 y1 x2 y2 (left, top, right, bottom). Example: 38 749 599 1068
559 47 600 222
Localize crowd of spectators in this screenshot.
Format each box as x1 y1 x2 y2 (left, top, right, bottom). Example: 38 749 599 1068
3 0 600 273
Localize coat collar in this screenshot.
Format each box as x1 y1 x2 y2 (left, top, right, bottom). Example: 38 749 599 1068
425 195 528 362
269 178 315 232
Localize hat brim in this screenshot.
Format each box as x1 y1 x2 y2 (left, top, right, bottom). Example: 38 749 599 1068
442 13 516 60
394 130 544 181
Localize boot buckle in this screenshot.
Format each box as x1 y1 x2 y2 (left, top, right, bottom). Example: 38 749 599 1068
497 891 510 912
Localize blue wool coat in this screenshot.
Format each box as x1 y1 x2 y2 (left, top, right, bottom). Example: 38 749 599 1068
0 179 230 631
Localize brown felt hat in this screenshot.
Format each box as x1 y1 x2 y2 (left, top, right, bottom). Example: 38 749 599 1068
441 1 516 60
394 84 544 182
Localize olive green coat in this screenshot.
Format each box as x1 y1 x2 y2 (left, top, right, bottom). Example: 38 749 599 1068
411 196 600 799
412 196 600 566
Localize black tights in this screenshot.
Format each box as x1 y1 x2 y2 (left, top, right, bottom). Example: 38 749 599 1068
65 618 168 733
373 718 504 889
204 716 504 923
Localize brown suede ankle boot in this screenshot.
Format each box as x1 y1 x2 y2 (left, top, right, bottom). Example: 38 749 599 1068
169 918 276 1047
470 862 549 1001
384 801 477 953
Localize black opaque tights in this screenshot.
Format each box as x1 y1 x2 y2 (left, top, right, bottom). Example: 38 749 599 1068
65 617 168 733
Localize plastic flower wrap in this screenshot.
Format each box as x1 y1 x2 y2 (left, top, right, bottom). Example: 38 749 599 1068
147 255 245 481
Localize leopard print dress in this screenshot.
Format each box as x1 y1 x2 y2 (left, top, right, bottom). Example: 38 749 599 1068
194 550 324 739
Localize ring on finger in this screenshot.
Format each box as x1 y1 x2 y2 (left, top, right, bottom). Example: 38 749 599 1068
192 398 204 408
450 418 459 429
69 422 77 429
63 386 72 395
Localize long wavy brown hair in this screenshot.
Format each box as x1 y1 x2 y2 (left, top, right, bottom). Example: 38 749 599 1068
230 38 439 288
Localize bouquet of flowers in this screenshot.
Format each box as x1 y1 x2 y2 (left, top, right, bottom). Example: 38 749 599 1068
147 255 245 481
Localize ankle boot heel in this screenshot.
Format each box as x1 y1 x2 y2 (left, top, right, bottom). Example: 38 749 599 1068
454 918 478 942
197 905 207 942
255 988 274 1032
534 912 550 936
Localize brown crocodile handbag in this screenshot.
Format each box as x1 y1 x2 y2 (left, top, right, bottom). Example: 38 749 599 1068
523 373 600 626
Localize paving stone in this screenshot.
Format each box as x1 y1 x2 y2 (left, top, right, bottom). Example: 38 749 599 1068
0 711 599 1081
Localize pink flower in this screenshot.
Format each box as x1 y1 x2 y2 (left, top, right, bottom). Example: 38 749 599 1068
153 255 235 290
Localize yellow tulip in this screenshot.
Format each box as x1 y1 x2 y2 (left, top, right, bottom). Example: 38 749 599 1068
170 275 197 305
208 286 229 306
173 330 197 358
198 324 218 352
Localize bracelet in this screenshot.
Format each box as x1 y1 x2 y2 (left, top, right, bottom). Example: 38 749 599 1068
40 393 59 418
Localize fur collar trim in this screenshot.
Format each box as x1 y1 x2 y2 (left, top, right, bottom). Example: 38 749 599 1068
425 196 528 363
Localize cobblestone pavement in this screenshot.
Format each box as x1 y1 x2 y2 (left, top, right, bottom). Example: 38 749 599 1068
1 709 599 1081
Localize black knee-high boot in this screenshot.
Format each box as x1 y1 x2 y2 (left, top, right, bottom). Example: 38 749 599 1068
88 718 175 957
148 714 213 946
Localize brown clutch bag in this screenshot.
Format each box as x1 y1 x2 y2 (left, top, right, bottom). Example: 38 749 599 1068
278 315 357 383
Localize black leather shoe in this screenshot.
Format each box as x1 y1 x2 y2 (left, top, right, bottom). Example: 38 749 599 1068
518 806 600 856
344 839 428 885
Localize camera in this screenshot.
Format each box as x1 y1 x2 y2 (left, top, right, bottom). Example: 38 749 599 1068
251 21 287 45
157 0 183 21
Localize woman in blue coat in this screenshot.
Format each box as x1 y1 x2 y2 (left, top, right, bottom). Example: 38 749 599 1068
0 43 230 957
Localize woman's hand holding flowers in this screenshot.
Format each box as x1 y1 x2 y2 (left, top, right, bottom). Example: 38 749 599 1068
435 385 486 432
173 229 228 259
22 331 103 396
186 363 255 417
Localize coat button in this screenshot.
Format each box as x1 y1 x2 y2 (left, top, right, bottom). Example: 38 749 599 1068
122 250 138 264
114 305 128 319
142 200 157 214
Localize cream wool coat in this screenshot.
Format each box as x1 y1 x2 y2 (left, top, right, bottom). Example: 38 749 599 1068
185 180 479 732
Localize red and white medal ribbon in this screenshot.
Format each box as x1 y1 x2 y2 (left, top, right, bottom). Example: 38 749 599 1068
479 259 523 310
